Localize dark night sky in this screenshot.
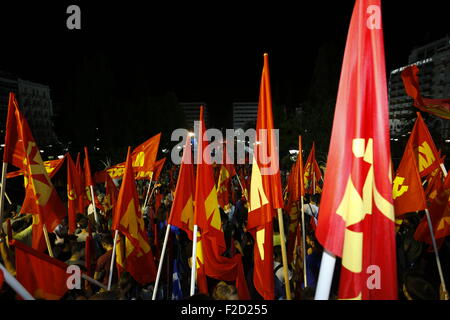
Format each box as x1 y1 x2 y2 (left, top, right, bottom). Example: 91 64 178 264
0 1 449 128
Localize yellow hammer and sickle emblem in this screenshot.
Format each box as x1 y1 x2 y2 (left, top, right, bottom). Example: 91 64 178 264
25 142 52 207
416 142 435 173
133 152 145 167
392 176 409 200
336 139 394 300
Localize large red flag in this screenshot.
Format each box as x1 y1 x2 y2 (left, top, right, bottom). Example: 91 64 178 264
393 144 427 217
12 240 69 300
315 0 397 300
152 158 166 182
405 113 442 179
112 147 156 285
246 54 284 300
167 136 195 240
3 93 66 251
75 152 86 213
401 65 450 120
131 133 161 180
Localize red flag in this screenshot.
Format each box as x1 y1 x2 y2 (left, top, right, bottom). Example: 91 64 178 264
425 168 443 203
152 158 166 182
304 142 323 194
167 135 195 240
103 174 119 217
217 144 237 210
315 0 397 300
193 106 250 299
405 113 442 178
131 133 161 180
393 144 427 216
112 147 156 285
401 65 450 120
246 54 283 300
286 136 305 264
66 153 83 234
6 157 66 179
3 93 66 251
75 153 86 213
414 173 450 244
12 240 69 300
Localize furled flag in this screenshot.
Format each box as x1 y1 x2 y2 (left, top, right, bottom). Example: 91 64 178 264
246 53 284 300
217 144 237 210
315 0 397 300
286 136 305 264
66 153 83 234
171 259 183 300
103 173 119 218
3 93 66 252
131 133 161 180
194 106 250 299
12 240 69 300
167 134 195 240
112 147 157 285
393 143 427 217
401 65 450 120
6 156 66 179
414 173 450 244
405 112 442 179
83 147 95 208
75 152 86 213
304 142 323 195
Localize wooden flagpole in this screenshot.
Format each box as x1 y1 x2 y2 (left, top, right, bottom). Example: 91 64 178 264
235 174 248 201
42 224 54 257
0 163 8 226
277 208 292 300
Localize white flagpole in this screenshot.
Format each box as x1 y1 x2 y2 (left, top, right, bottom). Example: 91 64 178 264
0 262 35 300
190 225 198 296
107 230 119 291
89 185 99 225
235 174 248 202
152 223 171 300
142 178 154 210
314 250 336 300
81 273 108 290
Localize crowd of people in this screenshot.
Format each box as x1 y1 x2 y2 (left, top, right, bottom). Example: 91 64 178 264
0 163 449 300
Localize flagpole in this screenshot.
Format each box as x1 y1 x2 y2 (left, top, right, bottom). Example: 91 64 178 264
424 208 448 299
89 185 100 225
235 174 248 201
152 223 171 300
142 178 154 210
0 162 8 226
42 224 54 257
440 163 448 177
0 262 35 300
190 224 198 296
81 273 108 291
314 250 336 300
299 196 308 288
107 230 119 291
277 208 292 300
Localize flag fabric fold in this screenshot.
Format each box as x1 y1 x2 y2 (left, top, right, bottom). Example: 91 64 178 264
112 147 156 285
246 54 284 300
315 0 397 300
3 93 66 252
401 65 450 120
